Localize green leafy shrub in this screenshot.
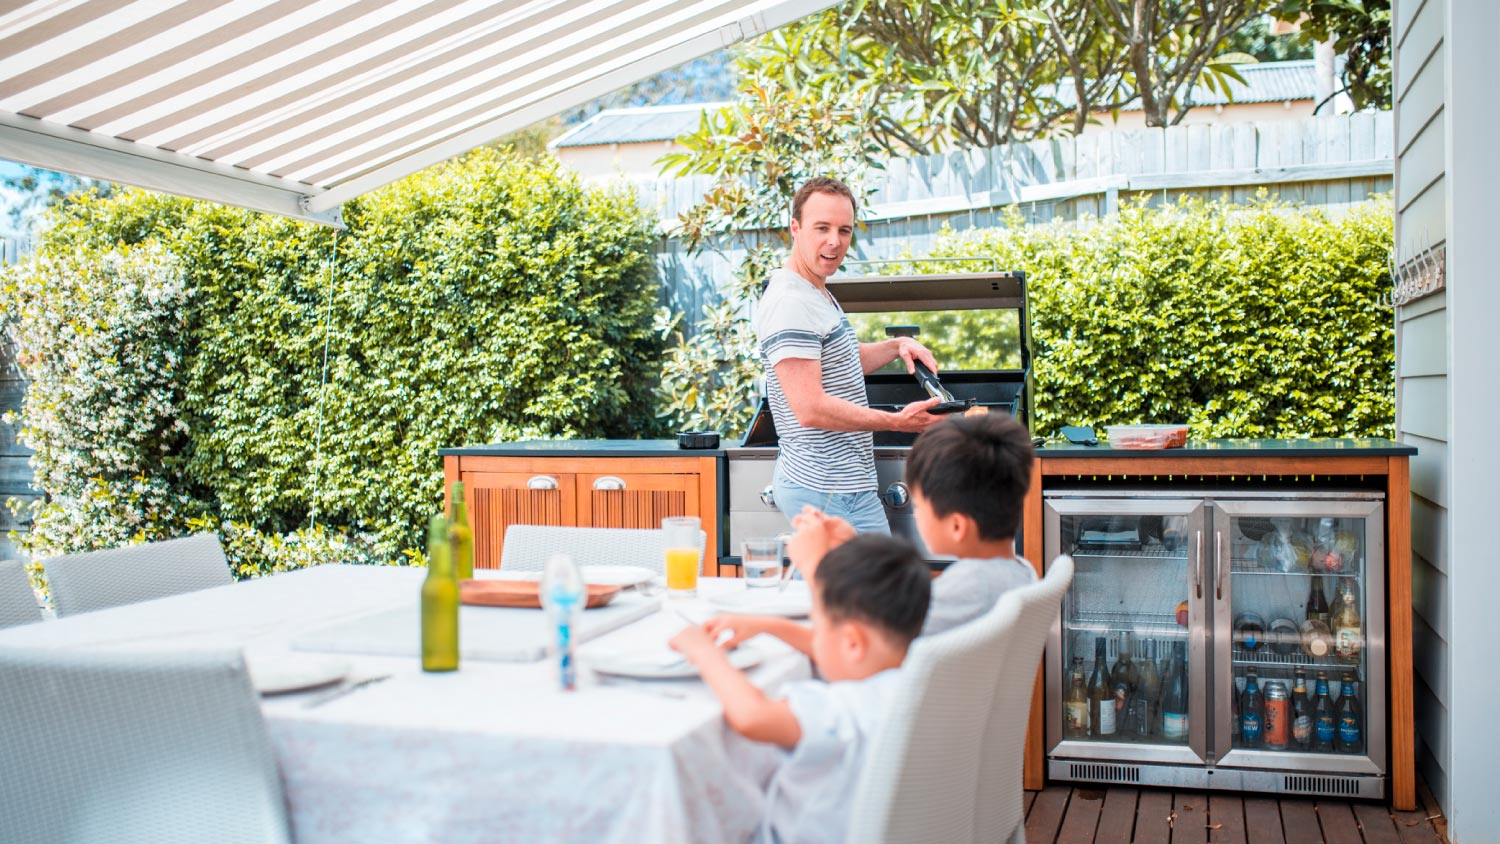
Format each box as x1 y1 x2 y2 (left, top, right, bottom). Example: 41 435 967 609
2 149 665 566
660 193 1395 440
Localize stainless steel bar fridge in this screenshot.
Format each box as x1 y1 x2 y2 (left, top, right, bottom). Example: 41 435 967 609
1043 488 1387 799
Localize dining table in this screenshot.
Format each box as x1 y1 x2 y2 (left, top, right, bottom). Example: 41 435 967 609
0 564 814 844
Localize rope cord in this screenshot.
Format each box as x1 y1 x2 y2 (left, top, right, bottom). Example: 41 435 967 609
310 229 339 530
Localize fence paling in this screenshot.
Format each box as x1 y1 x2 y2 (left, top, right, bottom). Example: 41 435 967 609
645 113 1395 334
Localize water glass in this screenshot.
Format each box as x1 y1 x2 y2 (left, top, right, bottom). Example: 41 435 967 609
741 538 783 588
662 516 702 598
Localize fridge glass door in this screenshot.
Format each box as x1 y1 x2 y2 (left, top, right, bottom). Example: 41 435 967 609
1212 498 1385 775
1045 495 1207 765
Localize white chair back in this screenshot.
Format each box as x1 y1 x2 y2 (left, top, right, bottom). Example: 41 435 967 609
0 559 43 628
42 533 232 618
0 647 293 844
847 555 1074 844
500 524 705 574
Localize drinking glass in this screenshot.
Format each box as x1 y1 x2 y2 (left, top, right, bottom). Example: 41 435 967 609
662 516 702 598
741 538 783 588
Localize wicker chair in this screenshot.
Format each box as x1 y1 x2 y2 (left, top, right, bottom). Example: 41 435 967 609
500 524 705 574
42 533 232 618
0 559 42 629
0 647 293 844
847 554 1074 844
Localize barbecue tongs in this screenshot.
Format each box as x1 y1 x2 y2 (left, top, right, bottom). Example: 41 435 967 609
912 361 974 415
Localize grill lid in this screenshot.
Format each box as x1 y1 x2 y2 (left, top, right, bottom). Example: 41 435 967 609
742 271 1033 447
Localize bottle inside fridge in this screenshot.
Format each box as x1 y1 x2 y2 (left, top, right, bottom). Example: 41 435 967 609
1055 510 1194 747
1226 512 1370 757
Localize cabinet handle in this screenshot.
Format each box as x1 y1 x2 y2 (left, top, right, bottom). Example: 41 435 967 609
592 476 626 491
526 475 559 490
1194 530 1203 599
1216 530 1226 601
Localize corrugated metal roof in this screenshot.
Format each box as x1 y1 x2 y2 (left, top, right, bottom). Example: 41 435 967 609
552 101 729 147
551 61 1326 149
0 0 840 227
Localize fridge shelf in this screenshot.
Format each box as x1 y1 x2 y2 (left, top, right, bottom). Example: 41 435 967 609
1068 609 1188 637
1231 647 1362 671
1072 542 1186 561
1229 564 1362 577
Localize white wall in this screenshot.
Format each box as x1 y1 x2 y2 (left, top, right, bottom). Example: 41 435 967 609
1393 0 1451 812
1441 0 1500 839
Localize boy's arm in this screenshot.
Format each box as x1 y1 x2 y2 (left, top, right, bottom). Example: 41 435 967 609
670 626 802 749
703 614 814 657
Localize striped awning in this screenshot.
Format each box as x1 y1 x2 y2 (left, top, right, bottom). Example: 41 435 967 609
0 0 835 227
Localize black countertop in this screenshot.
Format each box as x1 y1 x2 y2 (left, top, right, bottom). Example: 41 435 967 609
439 439 726 458
441 437 1414 459
1035 437 1416 458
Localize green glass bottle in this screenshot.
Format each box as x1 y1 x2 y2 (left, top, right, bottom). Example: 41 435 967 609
449 481 474 581
422 514 459 672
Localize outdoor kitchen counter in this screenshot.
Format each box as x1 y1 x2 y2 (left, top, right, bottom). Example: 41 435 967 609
1019 435 1418 810
440 439 726 458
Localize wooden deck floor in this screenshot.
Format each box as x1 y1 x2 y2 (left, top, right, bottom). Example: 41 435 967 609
1022 782 1449 844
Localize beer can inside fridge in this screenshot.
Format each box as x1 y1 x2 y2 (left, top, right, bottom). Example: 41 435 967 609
1044 489 1386 799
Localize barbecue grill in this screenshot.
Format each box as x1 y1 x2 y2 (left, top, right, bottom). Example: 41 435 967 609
726 271 1033 564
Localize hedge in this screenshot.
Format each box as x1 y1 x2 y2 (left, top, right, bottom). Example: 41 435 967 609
2 148 666 567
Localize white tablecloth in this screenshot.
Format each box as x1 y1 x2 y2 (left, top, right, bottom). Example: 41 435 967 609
0 565 811 844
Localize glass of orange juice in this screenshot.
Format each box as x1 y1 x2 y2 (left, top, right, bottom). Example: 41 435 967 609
662 516 702 597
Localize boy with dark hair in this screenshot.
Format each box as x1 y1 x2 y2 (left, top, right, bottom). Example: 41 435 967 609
669 535 930 844
707 412 1036 652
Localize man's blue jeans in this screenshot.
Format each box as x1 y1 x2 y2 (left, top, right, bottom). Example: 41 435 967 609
771 462 891 535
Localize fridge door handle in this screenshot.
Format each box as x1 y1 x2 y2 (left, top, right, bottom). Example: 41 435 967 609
1216 530 1226 601
1194 530 1203 599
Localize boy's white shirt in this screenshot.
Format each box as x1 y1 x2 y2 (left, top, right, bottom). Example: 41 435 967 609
760 667 903 844
922 554 1036 636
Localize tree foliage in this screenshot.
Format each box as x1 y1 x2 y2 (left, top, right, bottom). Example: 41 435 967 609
1269 0 1390 110
1 149 665 568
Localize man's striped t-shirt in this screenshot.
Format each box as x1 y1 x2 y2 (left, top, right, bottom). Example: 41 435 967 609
754 268 877 493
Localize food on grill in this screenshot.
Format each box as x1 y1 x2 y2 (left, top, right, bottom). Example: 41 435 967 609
963 405 990 417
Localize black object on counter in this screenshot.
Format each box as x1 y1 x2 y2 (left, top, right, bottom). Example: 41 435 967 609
1061 426 1099 446
912 361 975 415
676 430 720 449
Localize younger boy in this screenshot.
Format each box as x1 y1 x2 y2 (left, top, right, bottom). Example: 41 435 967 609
668 534 930 844
709 412 1035 651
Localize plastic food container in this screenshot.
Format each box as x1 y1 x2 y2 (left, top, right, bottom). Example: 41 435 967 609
1104 424 1189 449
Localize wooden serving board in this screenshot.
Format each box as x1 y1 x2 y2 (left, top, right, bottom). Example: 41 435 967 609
459 580 621 609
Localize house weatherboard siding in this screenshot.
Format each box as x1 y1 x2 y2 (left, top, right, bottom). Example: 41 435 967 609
1395 0 1500 838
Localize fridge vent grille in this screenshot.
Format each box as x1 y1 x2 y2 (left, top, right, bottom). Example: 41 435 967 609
1283 774 1362 796
1068 763 1142 783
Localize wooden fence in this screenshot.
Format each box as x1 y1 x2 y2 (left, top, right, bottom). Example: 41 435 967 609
634 112 1394 325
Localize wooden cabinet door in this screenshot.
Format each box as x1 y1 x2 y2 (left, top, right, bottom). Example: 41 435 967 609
577 472 699 530
462 471 578 569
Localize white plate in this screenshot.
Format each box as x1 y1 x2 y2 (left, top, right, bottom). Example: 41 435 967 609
579 565 657 587
247 654 350 695
588 644 765 679
486 566 656 587
707 582 813 618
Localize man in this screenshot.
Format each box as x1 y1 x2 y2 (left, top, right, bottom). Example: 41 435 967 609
754 177 942 534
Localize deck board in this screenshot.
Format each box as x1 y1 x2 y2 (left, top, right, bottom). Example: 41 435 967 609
1313 802 1363 844
1133 790 1175 844
1057 788 1104 844
1094 787 1138 844
1207 794 1248 844
1015 784 1446 844
1276 799 1322 844
1026 784 1071 844
1173 792 1210 844
1350 803 1404 844
1243 796 1286 844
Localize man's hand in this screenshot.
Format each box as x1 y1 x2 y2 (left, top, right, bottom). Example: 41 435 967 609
893 336 938 375
787 506 856 582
